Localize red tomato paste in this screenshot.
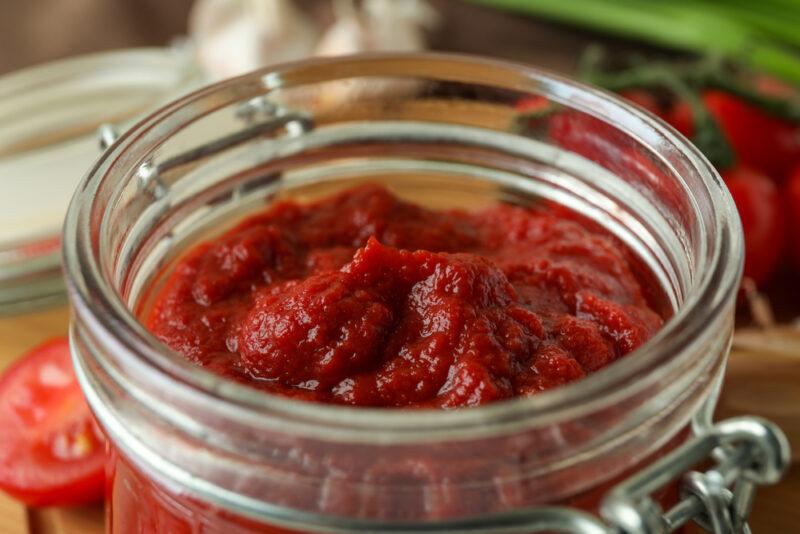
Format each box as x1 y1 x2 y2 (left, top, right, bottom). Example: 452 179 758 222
147 185 662 407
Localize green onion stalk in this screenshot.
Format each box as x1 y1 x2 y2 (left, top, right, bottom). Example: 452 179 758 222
469 0 800 85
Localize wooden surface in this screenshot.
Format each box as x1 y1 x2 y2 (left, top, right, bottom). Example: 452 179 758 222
0 305 798 532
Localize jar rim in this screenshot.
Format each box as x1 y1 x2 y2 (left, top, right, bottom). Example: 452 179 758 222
63 52 743 439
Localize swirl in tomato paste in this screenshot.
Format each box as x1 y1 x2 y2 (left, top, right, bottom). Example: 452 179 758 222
147 185 662 407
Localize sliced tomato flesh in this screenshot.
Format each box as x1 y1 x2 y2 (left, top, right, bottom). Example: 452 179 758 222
0 337 105 506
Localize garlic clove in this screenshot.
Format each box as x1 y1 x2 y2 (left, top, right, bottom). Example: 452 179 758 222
314 8 366 57
314 0 438 57
310 0 438 110
190 0 318 80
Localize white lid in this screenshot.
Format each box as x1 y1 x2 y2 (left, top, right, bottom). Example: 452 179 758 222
0 46 203 313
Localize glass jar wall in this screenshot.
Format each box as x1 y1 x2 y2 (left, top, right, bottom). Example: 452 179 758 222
63 53 742 533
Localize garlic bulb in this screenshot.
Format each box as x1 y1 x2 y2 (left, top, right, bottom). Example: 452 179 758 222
190 0 318 80
307 0 438 110
315 0 439 57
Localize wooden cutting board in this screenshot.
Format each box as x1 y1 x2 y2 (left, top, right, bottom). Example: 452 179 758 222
0 305 798 533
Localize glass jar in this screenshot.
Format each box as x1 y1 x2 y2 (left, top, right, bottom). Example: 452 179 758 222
63 53 786 533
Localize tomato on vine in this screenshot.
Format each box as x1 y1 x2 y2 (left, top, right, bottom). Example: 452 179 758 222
784 164 800 273
722 166 787 285
704 90 800 181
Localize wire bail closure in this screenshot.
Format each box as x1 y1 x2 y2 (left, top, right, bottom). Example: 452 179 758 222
525 416 790 534
120 97 314 201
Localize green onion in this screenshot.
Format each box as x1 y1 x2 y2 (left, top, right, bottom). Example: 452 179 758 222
469 0 800 84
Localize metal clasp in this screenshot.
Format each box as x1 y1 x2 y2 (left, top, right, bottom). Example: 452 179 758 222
143 98 312 200
600 417 790 534
98 98 313 201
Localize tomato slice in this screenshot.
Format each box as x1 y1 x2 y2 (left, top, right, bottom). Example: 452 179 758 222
0 337 105 506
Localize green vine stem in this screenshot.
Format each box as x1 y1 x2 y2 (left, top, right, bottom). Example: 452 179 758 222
578 48 800 169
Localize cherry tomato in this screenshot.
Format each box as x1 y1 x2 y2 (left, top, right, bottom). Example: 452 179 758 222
722 166 787 285
665 100 694 139
704 90 800 181
0 338 105 506
618 89 662 116
784 164 800 272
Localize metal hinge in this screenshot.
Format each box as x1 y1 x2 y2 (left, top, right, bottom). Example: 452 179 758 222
97 97 313 200
526 417 790 534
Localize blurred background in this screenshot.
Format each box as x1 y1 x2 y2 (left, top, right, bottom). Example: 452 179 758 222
0 0 671 76
1 1 799 532
6 0 799 327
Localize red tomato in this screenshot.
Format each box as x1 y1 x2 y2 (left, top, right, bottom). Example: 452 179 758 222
705 90 800 181
0 338 105 506
665 100 694 139
784 164 800 271
618 89 662 116
723 166 787 285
